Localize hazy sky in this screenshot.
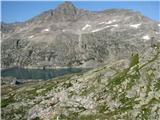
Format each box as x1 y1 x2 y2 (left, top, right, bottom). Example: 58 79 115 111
1 1 160 23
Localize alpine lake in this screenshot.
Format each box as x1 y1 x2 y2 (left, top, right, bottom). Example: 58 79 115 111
1 67 89 81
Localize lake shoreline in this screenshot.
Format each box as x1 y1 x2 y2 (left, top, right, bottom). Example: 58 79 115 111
1 66 93 71
1 67 91 82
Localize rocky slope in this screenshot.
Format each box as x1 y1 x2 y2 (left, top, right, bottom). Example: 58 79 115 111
1 43 160 120
1 1 160 68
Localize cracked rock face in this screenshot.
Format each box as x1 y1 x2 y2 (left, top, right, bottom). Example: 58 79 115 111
1 2 160 68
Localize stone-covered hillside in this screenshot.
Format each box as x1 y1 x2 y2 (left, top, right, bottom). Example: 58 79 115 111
1 44 160 120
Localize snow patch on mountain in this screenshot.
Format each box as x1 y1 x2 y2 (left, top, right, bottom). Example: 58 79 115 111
106 20 116 24
98 22 105 25
98 19 116 25
112 24 118 27
43 28 50 32
82 24 91 30
142 35 150 41
92 26 110 32
92 24 118 32
130 23 141 28
28 35 34 39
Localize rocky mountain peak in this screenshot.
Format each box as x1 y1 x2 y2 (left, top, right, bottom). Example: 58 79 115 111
56 1 76 11
56 1 76 14
54 1 77 21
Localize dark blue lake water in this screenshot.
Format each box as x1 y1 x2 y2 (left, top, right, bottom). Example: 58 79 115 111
1 68 88 80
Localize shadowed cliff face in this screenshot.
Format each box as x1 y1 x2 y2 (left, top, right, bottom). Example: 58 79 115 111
1 2 160 68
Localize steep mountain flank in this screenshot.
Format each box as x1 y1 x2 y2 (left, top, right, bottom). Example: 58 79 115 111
1 2 160 68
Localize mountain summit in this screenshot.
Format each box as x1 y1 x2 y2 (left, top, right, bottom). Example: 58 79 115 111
54 1 77 21
56 1 77 14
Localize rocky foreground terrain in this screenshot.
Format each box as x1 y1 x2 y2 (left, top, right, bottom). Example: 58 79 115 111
1 1 160 68
1 43 160 120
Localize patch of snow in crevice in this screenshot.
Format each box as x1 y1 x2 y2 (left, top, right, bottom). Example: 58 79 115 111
106 21 113 24
158 24 160 27
43 28 50 32
111 24 118 27
92 24 118 32
62 29 66 32
98 19 116 25
112 19 116 22
130 23 141 28
82 24 91 30
28 35 34 39
142 35 150 41
92 26 109 32
106 19 116 24
98 22 105 25
155 32 160 35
